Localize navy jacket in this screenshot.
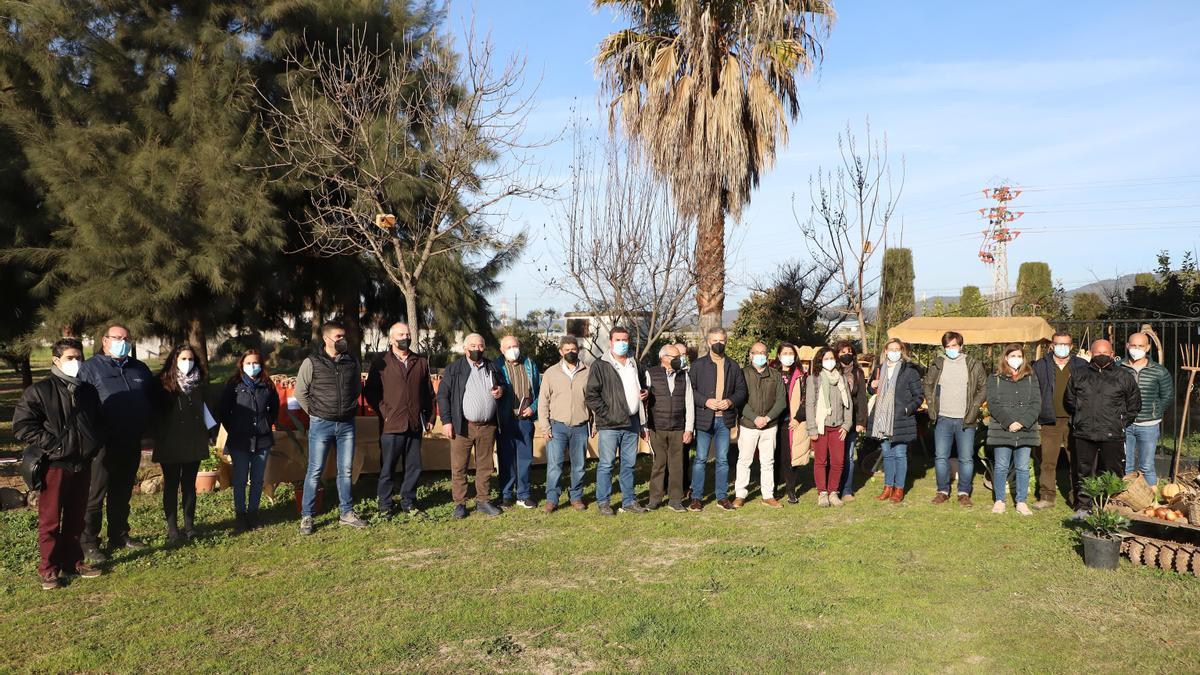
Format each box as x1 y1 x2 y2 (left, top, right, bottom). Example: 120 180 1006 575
1031 353 1089 425
219 376 280 453
79 354 154 440
437 356 501 436
690 355 748 432
866 361 925 444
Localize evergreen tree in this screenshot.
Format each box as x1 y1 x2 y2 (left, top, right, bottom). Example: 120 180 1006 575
959 285 988 317
1014 262 1066 319
875 248 915 347
1072 292 1105 321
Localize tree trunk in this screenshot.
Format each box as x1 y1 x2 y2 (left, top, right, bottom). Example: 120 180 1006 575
695 205 726 352
402 281 420 349
309 288 324 347
188 313 209 373
336 284 362 356
19 355 32 389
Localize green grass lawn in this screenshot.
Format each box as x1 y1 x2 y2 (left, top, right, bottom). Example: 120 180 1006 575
2 363 1200 671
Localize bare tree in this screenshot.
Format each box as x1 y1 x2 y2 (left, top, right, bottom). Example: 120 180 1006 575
548 116 696 359
795 120 904 353
257 26 550 337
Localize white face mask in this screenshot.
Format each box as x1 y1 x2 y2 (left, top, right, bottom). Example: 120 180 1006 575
1053 344 1071 359
779 354 795 367
886 351 902 363
1128 347 1147 361
504 347 521 362
1007 356 1024 371
177 358 194 374
821 359 837 371
59 359 81 378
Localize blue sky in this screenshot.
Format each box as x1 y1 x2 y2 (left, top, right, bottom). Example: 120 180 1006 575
447 1 1200 316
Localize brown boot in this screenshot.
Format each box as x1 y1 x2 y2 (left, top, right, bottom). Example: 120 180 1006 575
931 492 950 504
732 497 745 509
890 488 906 503
876 486 894 501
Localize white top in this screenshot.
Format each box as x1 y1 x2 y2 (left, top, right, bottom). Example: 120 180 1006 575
610 354 642 415
561 362 581 380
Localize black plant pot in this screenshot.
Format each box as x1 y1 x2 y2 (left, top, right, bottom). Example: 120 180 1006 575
1081 532 1121 570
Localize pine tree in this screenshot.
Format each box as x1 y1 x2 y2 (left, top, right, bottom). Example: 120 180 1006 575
1014 262 1066 319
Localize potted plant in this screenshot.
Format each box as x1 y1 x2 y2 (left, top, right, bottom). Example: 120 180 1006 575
1078 471 1130 570
196 445 221 494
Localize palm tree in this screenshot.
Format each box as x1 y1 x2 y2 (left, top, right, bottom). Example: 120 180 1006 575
594 0 834 340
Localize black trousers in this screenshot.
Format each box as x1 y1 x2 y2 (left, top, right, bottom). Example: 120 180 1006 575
82 436 142 548
378 431 423 511
161 461 200 530
1072 437 1125 511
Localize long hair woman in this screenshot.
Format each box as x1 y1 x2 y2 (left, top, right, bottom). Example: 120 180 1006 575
804 347 852 507
218 349 280 532
774 342 809 503
986 343 1042 515
152 343 213 543
866 338 925 503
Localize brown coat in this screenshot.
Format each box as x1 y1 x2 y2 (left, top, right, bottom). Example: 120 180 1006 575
363 351 434 434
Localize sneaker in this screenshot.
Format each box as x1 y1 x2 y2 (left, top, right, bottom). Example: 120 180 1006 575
339 512 368 528
829 493 844 507
992 500 1006 514
83 546 108 565
476 501 503 517
619 502 648 514
117 537 148 551
687 499 704 512
716 499 734 511
668 501 687 513
1015 502 1033 516
74 563 102 579
597 503 616 517
787 494 799 505
41 574 61 591
299 516 314 535
453 504 468 520
817 492 830 508
731 498 745 509
516 499 536 510
1032 499 1054 510
502 498 517 509
931 492 950 505
761 498 783 509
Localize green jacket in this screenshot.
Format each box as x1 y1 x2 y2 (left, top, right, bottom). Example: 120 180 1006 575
739 365 786 429
923 354 987 425
1120 359 1174 423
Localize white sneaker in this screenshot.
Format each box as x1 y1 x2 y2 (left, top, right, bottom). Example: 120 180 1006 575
817 492 830 507
992 500 1006 514
828 493 844 507
1015 502 1033 516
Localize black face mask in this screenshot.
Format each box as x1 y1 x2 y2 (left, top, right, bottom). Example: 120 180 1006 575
333 338 349 355
669 357 683 371
563 351 579 364
838 353 854 365
395 338 411 351
1091 354 1113 369
710 342 726 356
468 349 484 362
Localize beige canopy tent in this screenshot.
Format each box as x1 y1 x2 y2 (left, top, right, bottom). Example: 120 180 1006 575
887 316 1056 346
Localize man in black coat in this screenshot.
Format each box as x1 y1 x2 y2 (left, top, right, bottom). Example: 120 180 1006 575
437 332 504 519
687 327 748 511
13 338 104 589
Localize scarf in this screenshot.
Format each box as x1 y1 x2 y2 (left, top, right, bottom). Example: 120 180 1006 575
177 368 202 394
871 363 899 439
815 368 849 430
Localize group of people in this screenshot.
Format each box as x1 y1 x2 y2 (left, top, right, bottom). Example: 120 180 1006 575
14 320 1173 590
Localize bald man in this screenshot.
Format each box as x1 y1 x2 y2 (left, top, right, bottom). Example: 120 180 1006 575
437 333 504 519
1120 332 1174 487
364 323 433 518
1064 339 1141 517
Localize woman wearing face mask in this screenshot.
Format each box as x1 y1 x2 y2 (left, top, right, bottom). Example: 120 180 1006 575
805 347 853 507
866 339 925 503
986 344 1042 516
218 349 280 532
833 341 868 501
152 343 215 543
773 343 809 503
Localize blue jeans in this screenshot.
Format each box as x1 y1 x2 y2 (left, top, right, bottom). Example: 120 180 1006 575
546 421 588 505
597 415 642 506
934 417 976 495
303 417 356 517
692 416 731 500
497 417 535 501
992 446 1031 503
229 448 268 515
881 440 908 489
839 429 860 495
1124 423 1161 486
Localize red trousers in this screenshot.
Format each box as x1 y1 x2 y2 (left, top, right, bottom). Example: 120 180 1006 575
38 465 91 578
812 427 846 494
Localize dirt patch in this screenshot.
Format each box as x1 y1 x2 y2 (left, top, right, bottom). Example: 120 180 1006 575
377 547 445 569
435 630 607 674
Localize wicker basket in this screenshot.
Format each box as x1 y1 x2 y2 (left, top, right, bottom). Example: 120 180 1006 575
1115 472 1156 511
1188 501 1200 526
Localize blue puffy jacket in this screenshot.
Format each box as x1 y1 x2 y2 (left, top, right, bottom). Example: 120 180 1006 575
78 354 154 440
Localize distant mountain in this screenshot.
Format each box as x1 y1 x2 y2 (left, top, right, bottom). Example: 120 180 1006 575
913 273 1149 316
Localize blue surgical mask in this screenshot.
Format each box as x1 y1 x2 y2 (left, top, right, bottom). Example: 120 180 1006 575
1053 344 1071 359
612 341 629 357
945 348 960 360
110 339 131 359
244 363 262 378
752 354 768 368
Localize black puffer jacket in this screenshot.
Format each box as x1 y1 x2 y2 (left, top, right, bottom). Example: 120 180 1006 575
584 352 648 430
866 361 925 444
12 372 103 472
1064 361 1141 442
219 376 280 453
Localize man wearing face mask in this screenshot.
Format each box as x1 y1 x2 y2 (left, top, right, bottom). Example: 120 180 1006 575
645 344 694 512
688 327 748 511
923 331 988 507
1030 332 1088 509
672 341 694 500
1120 332 1174 487
364 322 433 519
494 335 542 509
13 338 104 589
537 336 592 512
295 321 367 534
733 342 786 509
438 332 505 519
584 326 651 515
78 323 154 562
1065 339 1141 518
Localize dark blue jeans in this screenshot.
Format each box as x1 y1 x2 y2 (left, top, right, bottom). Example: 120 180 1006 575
838 428 860 496
378 431 423 511
546 421 588 505
692 415 731 500
304 416 355 517
597 415 642 506
497 417 535 501
229 447 268 515
934 417 975 495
